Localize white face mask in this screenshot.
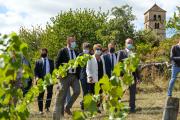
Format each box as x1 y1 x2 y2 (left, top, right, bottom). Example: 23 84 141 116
95 50 102 55
83 49 89 54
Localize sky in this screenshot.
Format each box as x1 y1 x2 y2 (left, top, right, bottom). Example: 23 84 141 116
0 0 179 36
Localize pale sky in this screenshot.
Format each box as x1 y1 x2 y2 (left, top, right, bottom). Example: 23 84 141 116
0 0 179 35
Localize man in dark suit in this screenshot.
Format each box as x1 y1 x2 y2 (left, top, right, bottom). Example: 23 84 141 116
102 42 117 78
117 38 140 113
79 42 91 110
34 48 54 114
53 36 80 119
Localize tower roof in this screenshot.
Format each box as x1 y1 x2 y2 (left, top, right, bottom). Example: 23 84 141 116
144 4 166 15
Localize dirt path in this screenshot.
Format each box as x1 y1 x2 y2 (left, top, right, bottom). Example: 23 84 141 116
29 84 180 120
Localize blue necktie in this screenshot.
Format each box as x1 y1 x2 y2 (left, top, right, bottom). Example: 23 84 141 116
43 58 46 76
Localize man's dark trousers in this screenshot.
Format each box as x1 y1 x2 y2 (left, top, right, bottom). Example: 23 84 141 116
129 79 136 111
38 85 53 111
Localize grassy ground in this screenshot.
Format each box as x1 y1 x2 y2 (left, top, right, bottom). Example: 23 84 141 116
29 77 180 120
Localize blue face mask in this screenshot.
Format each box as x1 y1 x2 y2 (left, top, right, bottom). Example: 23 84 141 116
127 44 133 50
95 50 102 55
83 49 89 54
71 42 76 49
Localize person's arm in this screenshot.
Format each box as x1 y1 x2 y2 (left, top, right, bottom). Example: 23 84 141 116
55 49 64 69
117 50 125 62
34 60 40 84
75 52 81 79
34 60 39 78
51 60 54 74
134 65 141 83
172 57 180 60
86 59 93 83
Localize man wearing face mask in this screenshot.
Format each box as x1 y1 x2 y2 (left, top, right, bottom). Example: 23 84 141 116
34 48 54 114
101 42 117 78
53 36 80 119
117 38 140 113
79 42 91 110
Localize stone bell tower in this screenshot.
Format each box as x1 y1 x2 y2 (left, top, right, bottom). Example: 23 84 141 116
144 4 166 39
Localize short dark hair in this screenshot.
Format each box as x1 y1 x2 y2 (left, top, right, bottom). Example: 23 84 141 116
66 35 75 44
41 48 48 53
102 48 108 52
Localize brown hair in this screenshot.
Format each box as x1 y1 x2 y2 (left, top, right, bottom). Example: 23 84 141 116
41 48 48 53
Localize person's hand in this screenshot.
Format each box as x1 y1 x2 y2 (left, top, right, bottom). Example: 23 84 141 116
89 77 93 83
90 79 93 83
57 75 63 80
33 77 39 85
137 79 141 84
57 83 60 90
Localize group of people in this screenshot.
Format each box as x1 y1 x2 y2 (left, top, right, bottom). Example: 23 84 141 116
16 35 180 120
33 36 140 120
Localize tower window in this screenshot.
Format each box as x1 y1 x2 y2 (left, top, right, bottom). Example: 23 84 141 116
155 23 159 29
158 15 161 21
154 15 156 20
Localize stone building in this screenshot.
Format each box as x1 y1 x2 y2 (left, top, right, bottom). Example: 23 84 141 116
144 4 166 39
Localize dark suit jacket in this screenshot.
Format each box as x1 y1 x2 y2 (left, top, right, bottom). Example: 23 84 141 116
79 52 88 80
117 50 140 81
55 47 80 78
34 58 54 79
170 45 180 67
102 54 114 78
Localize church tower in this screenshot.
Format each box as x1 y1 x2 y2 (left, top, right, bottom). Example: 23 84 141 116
144 4 166 39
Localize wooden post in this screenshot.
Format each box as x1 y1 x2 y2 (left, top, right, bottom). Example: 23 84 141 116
162 97 179 120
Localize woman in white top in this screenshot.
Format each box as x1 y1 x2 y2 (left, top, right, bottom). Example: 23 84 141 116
86 44 106 94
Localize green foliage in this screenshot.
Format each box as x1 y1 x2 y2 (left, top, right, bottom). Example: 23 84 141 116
52 54 92 81
73 53 140 120
19 5 136 61
0 33 92 119
72 111 86 120
0 32 140 120
0 33 32 120
19 26 43 65
43 9 109 58
1 4 180 120
167 6 180 33
109 5 136 49
83 94 98 113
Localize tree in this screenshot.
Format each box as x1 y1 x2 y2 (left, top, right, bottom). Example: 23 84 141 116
167 6 180 34
19 9 113 60
109 5 136 49
19 26 45 65
44 9 109 59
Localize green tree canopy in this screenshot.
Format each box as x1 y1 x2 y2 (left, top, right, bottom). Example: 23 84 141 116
109 5 136 49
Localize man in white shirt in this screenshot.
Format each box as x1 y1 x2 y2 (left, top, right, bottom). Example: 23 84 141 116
53 36 80 119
